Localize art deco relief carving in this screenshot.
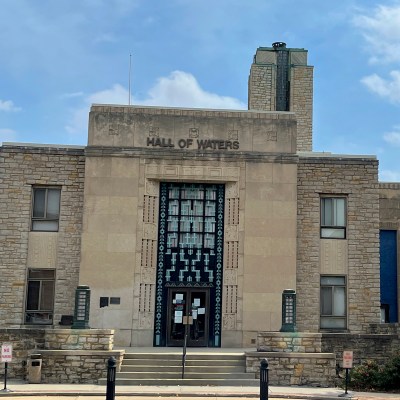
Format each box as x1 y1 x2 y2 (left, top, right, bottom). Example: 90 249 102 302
222 313 237 330
228 130 238 140
143 223 157 240
145 180 159 197
266 131 277 141
225 182 238 199
225 225 238 241
223 269 237 285
141 267 156 284
139 312 154 329
189 128 199 138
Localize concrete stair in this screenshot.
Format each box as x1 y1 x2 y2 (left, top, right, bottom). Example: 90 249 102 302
99 351 258 386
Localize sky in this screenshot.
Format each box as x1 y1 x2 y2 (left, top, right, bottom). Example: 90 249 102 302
1 1 400 181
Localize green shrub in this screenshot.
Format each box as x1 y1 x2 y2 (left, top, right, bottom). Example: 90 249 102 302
348 353 400 391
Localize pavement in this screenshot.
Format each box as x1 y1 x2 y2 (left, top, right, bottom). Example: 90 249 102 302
0 381 399 400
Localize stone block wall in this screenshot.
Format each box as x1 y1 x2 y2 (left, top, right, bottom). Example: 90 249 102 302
257 332 322 353
297 156 380 333
321 332 400 364
44 329 114 350
0 144 85 326
39 350 124 383
246 351 336 387
290 66 313 152
248 64 276 111
0 328 120 383
0 328 45 379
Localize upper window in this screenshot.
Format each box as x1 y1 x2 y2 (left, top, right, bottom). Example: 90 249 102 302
31 187 61 231
320 197 346 239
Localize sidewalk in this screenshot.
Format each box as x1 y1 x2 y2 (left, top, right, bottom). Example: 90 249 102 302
0 381 399 400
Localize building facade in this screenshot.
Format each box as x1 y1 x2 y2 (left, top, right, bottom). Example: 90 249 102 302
1 43 399 348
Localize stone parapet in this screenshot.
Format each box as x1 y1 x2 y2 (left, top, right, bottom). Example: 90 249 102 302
246 351 335 387
0 328 45 379
44 329 114 350
37 349 124 383
257 332 322 353
321 332 400 364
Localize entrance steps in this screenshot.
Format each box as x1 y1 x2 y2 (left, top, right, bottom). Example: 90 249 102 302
99 350 258 386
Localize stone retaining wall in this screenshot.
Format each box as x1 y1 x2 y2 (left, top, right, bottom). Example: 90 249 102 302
0 328 118 383
44 329 114 350
321 332 400 364
257 332 322 353
0 328 45 379
246 351 336 387
38 350 124 383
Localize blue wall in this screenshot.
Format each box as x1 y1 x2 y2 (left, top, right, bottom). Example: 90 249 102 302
380 230 398 323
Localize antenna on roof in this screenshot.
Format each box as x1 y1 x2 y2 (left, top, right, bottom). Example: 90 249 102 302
128 53 132 105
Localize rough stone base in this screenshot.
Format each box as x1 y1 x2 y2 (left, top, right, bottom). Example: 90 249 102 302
246 351 336 387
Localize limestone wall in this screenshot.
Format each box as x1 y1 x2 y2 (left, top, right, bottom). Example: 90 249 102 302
0 328 121 383
322 331 400 364
297 155 380 333
0 328 45 378
39 350 123 383
246 351 336 387
0 144 85 326
290 66 313 152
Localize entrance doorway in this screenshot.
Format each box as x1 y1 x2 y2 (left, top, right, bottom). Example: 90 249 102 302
154 183 225 347
167 288 209 347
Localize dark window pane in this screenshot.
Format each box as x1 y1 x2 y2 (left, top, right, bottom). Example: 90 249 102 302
321 287 332 315
41 281 55 310
33 189 46 218
26 281 40 310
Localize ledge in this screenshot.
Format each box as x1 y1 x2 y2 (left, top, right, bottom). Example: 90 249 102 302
246 351 335 359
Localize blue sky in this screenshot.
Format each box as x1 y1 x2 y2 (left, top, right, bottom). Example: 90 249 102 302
1 0 400 181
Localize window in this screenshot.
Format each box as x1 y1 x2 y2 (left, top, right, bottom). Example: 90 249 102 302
320 197 346 239
320 276 346 329
25 269 55 325
31 187 61 231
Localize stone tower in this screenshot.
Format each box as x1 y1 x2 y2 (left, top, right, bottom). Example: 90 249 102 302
248 42 313 152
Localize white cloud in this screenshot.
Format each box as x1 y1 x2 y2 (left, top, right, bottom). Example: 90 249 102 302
65 72 246 135
353 4 400 64
0 99 21 112
0 128 17 143
380 169 400 182
383 127 400 146
140 71 246 109
61 92 84 99
361 71 400 104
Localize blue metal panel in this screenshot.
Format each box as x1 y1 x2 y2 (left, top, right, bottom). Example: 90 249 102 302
380 230 398 322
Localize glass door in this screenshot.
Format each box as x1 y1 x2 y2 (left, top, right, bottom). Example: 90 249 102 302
167 288 209 347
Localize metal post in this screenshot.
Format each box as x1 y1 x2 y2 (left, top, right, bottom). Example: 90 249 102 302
260 358 269 400
182 323 188 379
1 362 11 393
106 357 116 400
344 368 349 395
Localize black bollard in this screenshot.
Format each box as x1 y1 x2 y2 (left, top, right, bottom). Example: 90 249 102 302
260 358 269 400
106 356 116 400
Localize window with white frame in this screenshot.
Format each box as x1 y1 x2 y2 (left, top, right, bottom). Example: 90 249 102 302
320 197 346 239
25 269 55 325
31 187 61 231
320 276 346 329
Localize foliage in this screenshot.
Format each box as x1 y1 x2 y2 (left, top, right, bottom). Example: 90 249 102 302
348 354 400 391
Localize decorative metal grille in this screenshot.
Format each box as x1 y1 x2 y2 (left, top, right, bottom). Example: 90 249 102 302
154 183 225 347
276 49 290 111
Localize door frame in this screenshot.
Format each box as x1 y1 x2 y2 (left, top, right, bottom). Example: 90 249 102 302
166 287 210 347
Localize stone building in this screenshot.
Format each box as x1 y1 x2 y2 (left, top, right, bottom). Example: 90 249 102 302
1 43 399 348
